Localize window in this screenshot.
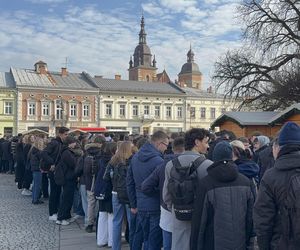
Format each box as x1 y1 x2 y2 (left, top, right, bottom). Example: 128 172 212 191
42 103 50 116
4 102 13 115
200 107 206 118
132 105 138 116
144 105 150 115
55 100 63 120
221 108 226 114
210 108 216 119
155 106 160 118
70 104 77 117
106 104 112 116
190 107 195 118
177 107 183 118
83 104 90 117
166 106 172 118
28 102 36 116
119 104 126 117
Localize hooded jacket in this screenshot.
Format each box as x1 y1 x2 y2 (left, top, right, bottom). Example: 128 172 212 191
191 160 253 250
127 142 164 212
41 137 63 169
253 144 300 250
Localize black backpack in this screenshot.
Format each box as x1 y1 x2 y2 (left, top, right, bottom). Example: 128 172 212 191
114 162 129 204
168 156 205 221
281 169 300 245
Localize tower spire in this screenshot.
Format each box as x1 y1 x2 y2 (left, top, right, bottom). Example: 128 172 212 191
187 44 194 63
139 15 147 44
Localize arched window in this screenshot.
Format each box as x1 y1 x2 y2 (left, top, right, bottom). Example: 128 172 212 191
146 75 150 82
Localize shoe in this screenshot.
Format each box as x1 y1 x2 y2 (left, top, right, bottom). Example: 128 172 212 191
32 200 44 205
73 214 82 220
61 220 70 226
49 214 58 221
85 225 94 233
97 244 108 248
21 189 32 196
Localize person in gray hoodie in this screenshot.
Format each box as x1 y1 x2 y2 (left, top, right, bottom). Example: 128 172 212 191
163 128 213 250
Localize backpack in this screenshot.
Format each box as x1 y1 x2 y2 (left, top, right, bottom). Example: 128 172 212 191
84 154 98 191
168 156 206 221
114 162 129 204
54 161 66 186
281 169 300 245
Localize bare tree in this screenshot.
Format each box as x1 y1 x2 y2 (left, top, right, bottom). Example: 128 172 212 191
214 0 300 111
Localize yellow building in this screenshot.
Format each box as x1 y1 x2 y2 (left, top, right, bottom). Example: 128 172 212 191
0 72 16 136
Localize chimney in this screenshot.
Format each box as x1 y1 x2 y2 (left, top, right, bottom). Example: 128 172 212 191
94 75 103 79
115 74 121 80
61 67 68 76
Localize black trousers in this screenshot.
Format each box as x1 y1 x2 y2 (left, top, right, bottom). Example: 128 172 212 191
57 179 76 220
22 168 33 189
48 172 61 216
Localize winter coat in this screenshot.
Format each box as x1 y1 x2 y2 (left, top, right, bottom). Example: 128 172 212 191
83 143 102 191
41 137 63 169
141 153 178 210
30 147 42 172
60 146 79 181
253 144 300 250
2 141 12 161
258 145 275 182
15 142 25 182
162 151 213 250
253 144 268 164
126 142 164 212
235 158 259 200
190 160 254 250
96 153 113 213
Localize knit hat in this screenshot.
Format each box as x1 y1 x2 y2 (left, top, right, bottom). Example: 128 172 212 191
256 136 270 147
230 140 245 151
278 122 300 146
212 141 233 162
64 136 77 145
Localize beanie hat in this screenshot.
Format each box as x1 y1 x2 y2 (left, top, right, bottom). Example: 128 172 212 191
64 136 77 145
278 122 300 146
93 135 106 144
256 136 270 148
230 140 245 151
212 141 233 162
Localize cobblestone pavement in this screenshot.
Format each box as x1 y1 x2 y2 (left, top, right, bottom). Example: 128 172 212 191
0 174 59 250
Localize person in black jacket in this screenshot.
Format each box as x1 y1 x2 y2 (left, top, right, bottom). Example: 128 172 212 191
31 137 45 204
15 136 25 189
190 141 254 250
254 122 300 250
1 138 13 174
41 126 69 221
56 136 81 226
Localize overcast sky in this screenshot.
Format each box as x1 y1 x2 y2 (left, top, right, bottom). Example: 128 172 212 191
0 0 243 88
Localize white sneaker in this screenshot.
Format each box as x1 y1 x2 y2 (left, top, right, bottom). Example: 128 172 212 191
21 189 32 196
61 220 70 226
49 214 58 221
56 220 62 225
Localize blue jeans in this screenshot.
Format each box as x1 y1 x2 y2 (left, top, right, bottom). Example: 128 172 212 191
137 211 162 250
80 184 88 224
130 212 143 250
112 193 131 250
73 184 84 216
162 230 171 250
32 171 42 203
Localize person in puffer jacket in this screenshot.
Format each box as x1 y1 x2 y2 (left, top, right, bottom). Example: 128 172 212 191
190 141 254 250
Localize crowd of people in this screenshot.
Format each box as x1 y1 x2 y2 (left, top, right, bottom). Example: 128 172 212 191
1 122 300 250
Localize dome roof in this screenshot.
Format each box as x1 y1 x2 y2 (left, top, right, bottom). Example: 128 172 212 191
179 62 202 75
134 44 151 55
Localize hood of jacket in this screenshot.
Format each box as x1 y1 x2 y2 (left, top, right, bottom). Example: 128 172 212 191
137 142 163 163
207 160 239 182
275 144 300 170
85 143 102 156
234 158 259 178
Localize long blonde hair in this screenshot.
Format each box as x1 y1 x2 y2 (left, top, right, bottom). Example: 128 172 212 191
110 141 133 166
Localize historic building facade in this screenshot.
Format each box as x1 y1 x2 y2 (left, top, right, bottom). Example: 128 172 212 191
94 77 186 134
11 61 99 136
0 72 17 136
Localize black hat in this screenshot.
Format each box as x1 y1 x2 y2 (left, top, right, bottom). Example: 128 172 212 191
212 141 233 162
